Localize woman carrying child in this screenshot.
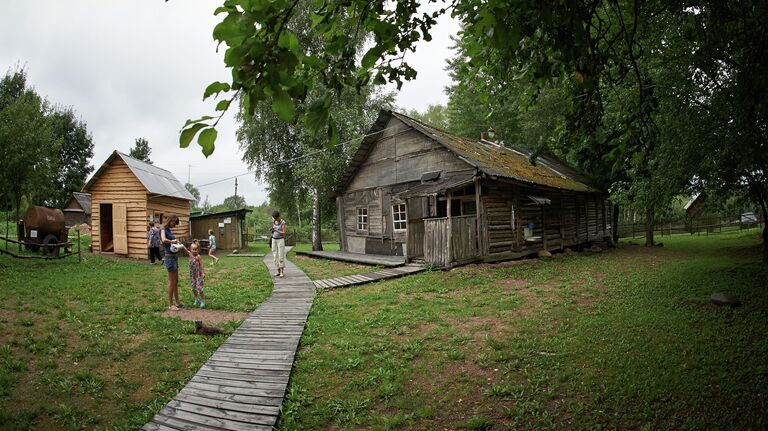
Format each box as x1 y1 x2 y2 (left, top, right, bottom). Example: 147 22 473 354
161 214 183 310
184 242 206 308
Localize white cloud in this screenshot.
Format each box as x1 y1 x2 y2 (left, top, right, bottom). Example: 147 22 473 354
0 0 457 208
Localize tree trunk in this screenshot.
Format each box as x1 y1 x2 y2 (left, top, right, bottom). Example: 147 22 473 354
758 196 768 264
762 222 768 264
644 206 655 247
750 179 768 264
612 203 619 245
311 188 323 251
15 194 21 252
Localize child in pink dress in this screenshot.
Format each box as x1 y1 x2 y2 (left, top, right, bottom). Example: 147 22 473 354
185 242 206 308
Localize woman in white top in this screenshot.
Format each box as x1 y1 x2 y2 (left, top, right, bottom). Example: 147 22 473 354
271 211 286 277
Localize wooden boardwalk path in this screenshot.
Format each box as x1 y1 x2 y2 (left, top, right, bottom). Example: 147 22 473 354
313 263 425 289
295 249 406 267
142 249 315 431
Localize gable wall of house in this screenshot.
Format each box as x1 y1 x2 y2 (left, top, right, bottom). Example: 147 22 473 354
340 117 473 255
346 117 472 192
87 157 192 259
88 157 148 258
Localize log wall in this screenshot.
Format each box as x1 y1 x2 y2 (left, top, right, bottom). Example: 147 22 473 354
88 157 191 259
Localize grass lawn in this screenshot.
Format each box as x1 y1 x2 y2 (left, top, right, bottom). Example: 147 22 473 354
281 229 768 430
0 248 272 430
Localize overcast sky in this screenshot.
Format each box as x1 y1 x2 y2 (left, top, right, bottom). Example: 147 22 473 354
0 1 459 207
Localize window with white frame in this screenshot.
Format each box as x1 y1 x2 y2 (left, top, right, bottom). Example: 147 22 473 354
392 203 407 231
357 207 368 231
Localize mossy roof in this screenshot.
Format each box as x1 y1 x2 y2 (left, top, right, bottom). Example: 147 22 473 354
338 109 603 195
391 112 601 193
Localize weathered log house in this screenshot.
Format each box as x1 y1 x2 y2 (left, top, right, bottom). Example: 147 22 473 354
336 110 611 267
82 150 195 259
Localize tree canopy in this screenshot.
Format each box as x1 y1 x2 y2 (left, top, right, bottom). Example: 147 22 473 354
129 137 152 164
191 0 768 261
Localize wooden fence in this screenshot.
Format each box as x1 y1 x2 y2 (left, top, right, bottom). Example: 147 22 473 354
616 214 762 239
0 233 81 261
424 215 478 267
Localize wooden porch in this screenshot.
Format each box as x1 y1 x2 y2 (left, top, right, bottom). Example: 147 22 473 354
294 250 406 267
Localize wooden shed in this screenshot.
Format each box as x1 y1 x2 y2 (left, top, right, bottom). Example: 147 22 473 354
190 208 251 250
82 150 195 259
336 110 612 267
62 192 92 227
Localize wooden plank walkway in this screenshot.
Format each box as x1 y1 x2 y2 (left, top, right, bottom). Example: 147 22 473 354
142 247 315 431
295 250 406 267
313 263 425 289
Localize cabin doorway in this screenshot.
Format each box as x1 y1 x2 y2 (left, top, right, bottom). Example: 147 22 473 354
100 203 114 252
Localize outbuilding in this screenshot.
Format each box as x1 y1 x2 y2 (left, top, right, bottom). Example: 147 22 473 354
82 150 195 259
190 208 251 251
336 110 612 267
62 192 92 227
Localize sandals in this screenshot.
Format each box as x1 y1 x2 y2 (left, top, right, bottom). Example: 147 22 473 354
168 305 179 311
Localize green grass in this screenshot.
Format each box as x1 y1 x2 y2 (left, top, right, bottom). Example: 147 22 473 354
2 232 766 430
278 229 768 430
0 244 272 430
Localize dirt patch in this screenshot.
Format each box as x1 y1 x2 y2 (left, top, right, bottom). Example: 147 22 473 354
162 308 248 323
126 331 151 349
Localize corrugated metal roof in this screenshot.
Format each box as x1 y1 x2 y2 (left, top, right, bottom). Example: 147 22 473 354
190 208 252 219
82 150 196 201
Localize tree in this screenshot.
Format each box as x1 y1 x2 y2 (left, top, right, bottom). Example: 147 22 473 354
129 137 152 163
0 68 57 220
185 183 201 210
235 1 394 251
406 104 449 131
678 2 768 262
192 1 768 260
222 194 247 210
46 107 94 208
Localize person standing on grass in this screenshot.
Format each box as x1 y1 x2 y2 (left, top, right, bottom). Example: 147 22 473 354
161 214 183 310
271 211 286 277
207 229 219 265
183 242 206 308
147 222 162 264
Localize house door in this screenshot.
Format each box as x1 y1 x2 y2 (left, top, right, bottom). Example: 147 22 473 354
113 203 128 254
99 203 114 252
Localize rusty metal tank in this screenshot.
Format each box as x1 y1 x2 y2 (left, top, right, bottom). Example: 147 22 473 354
21 206 68 254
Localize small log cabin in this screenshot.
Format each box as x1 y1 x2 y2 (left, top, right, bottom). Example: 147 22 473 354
190 208 251 250
62 192 92 227
82 151 195 259
336 110 612 267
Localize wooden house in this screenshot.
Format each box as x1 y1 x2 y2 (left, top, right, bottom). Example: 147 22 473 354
82 151 195 259
62 192 92 227
335 110 611 267
190 208 251 250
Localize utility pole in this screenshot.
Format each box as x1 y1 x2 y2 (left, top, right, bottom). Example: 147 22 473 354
187 164 191 184
234 177 238 199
